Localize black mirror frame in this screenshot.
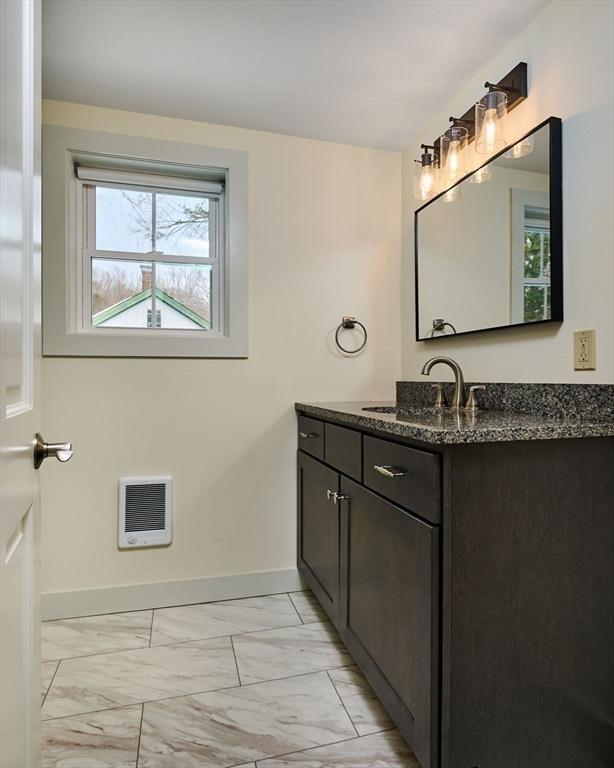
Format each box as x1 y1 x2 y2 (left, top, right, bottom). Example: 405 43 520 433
414 116 563 342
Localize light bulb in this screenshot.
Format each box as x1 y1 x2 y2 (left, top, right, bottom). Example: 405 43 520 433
448 141 461 176
484 109 498 153
419 165 435 199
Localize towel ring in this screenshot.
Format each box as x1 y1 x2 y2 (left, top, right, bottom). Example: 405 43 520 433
335 316 367 354
427 318 457 337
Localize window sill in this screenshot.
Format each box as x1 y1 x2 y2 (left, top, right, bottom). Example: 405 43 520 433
42 328 248 358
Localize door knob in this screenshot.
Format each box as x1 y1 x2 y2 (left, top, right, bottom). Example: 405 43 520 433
33 433 73 469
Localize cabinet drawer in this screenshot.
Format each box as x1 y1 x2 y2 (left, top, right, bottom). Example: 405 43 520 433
363 436 441 524
325 423 362 481
298 415 324 460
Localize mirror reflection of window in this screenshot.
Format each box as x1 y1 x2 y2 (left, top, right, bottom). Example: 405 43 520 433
523 205 551 322
510 187 550 325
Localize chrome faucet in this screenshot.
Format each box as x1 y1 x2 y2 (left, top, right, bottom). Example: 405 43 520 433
421 357 465 409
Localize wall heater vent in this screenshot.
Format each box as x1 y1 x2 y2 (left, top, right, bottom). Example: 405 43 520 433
118 476 173 549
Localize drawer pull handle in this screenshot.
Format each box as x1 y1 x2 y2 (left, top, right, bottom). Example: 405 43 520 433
326 489 350 504
373 464 407 478
299 431 316 439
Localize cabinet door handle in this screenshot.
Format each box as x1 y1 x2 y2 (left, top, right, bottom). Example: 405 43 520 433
373 464 407 478
326 488 335 501
299 431 316 439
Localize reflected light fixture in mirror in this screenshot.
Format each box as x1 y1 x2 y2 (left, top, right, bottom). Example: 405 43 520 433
505 134 534 158
414 144 438 201
440 125 468 185
443 184 461 203
468 163 492 184
475 89 507 154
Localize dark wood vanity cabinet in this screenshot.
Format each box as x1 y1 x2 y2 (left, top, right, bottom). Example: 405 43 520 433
297 421 442 768
296 411 614 768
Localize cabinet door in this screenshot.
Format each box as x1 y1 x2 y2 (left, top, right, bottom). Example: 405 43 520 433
341 478 439 768
297 451 340 621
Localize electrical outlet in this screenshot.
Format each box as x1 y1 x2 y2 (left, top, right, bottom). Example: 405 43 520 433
574 329 596 370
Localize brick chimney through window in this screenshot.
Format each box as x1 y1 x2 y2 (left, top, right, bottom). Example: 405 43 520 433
141 264 152 292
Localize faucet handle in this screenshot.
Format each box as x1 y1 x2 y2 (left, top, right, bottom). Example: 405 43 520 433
465 384 486 412
431 383 448 408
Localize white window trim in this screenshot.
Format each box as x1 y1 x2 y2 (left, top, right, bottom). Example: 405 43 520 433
42 125 248 358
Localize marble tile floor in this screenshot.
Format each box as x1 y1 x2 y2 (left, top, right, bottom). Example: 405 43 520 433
41 590 419 767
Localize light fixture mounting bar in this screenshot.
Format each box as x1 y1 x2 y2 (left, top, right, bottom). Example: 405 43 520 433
433 62 527 151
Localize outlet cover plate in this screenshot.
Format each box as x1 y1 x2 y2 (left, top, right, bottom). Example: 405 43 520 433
574 329 596 370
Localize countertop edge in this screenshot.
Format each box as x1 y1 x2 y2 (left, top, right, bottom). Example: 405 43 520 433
295 402 614 445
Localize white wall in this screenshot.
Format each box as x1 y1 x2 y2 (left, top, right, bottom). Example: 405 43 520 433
402 0 614 383
41 101 402 600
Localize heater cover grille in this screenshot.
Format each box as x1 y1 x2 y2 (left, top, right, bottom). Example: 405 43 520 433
118 476 172 548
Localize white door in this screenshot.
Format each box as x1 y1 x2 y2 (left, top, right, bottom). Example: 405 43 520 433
1 1 42 765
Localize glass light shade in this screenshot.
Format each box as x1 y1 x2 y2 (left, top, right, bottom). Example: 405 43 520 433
475 90 507 155
440 126 468 184
504 134 534 159
442 184 461 203
467 163 492 184
413 154 438 201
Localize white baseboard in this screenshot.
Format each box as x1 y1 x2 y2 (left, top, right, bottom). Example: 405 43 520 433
42 567 305 620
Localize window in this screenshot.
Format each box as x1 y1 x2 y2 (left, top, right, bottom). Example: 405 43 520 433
42 126 248 357
77 166 222 334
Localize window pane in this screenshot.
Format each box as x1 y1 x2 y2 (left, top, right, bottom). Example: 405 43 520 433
92 259 152 328
524 230 542 278
95 187 153 253
155 193 210 257
524 285 548 323
156 263 211 329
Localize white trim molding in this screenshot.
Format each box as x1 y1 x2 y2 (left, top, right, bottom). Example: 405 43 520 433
42 124 249 358
42 567 304 620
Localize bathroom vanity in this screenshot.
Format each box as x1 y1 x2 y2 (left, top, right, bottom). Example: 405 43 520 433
295 383 614 768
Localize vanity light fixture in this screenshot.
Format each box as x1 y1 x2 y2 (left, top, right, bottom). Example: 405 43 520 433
413 144 438 201
440 124 468 184
475 87 508 154
414 63 527 201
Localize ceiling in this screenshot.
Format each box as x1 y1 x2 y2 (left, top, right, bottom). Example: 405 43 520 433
42 0 548 151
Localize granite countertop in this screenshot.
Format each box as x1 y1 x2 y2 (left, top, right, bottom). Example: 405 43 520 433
295 400 614 445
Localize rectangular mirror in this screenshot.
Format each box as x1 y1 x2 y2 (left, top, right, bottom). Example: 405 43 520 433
415 117 562 340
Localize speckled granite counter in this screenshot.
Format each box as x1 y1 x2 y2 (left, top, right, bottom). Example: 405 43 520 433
295 396 614 445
